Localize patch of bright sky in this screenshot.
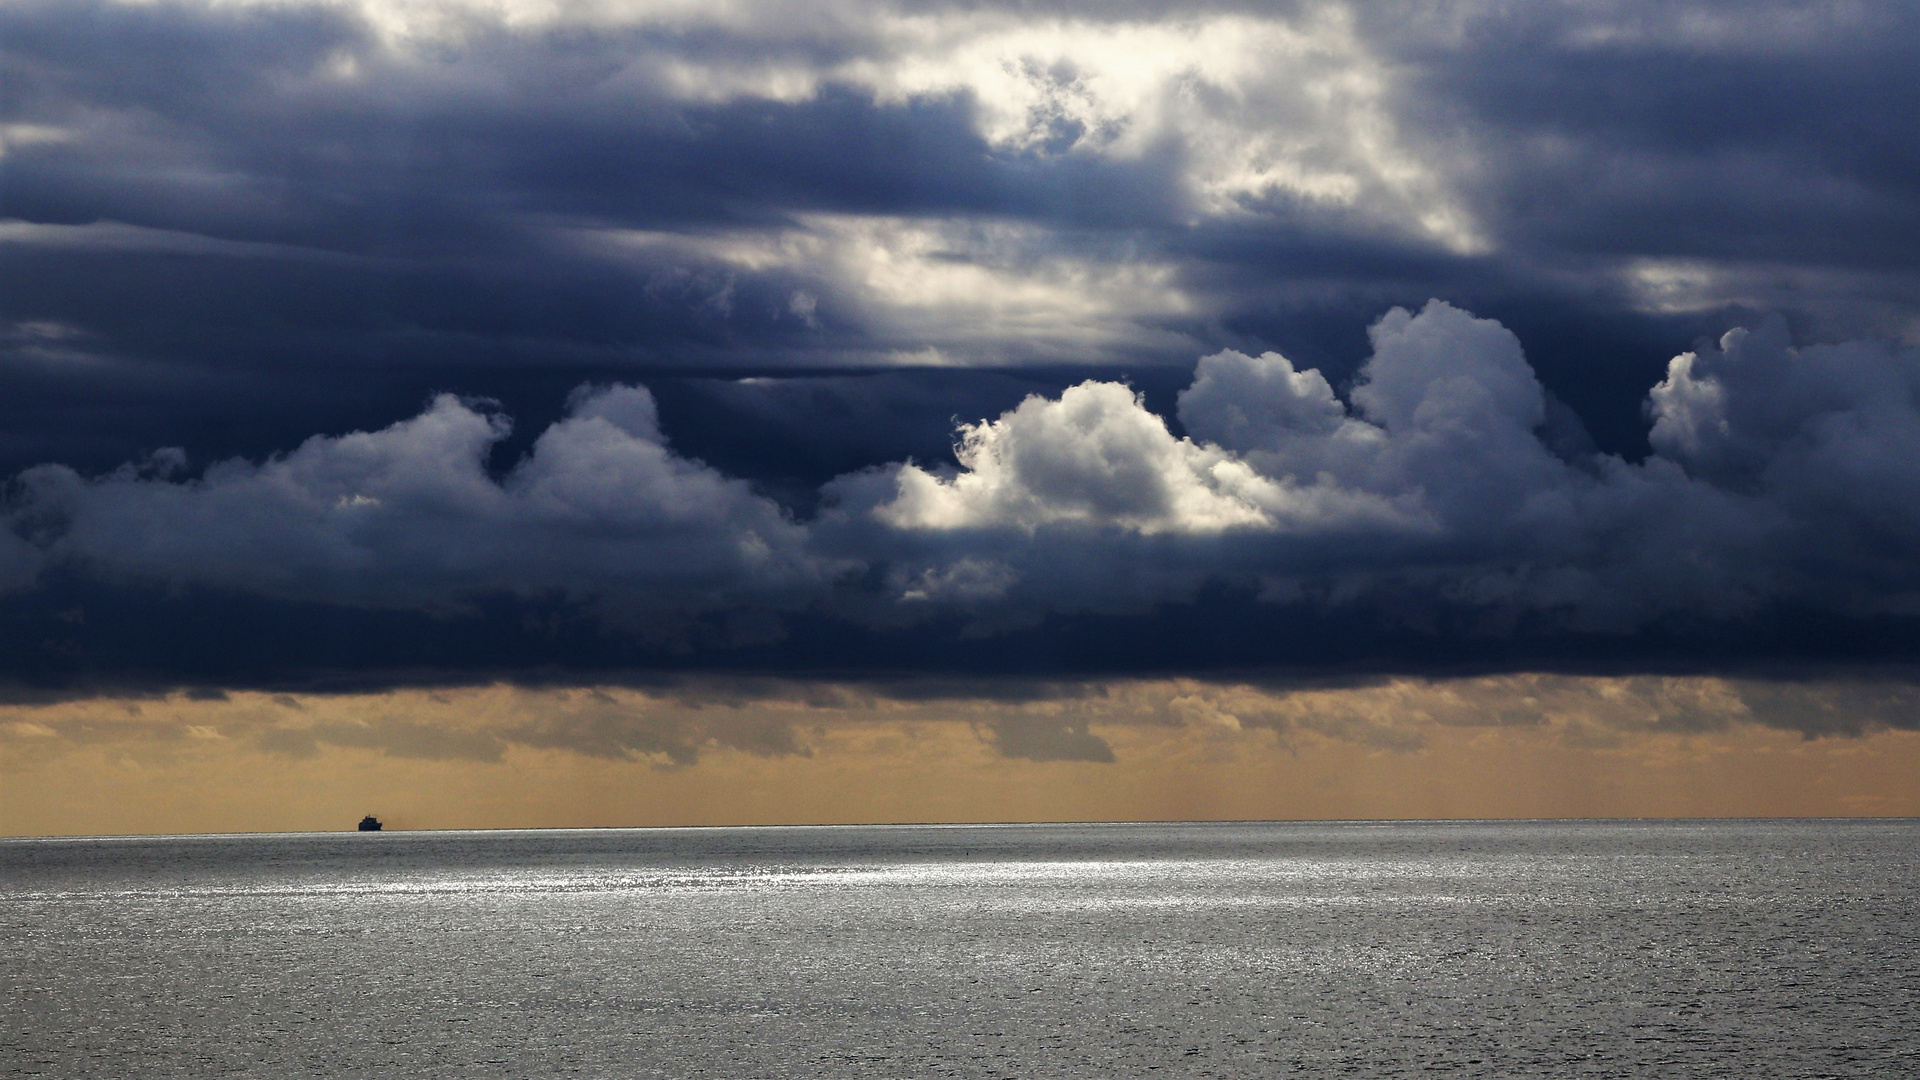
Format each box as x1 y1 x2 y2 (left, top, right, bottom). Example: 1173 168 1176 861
583 214 1199 359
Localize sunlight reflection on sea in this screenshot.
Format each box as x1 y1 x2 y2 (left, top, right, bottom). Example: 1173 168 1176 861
5 820 1916 1077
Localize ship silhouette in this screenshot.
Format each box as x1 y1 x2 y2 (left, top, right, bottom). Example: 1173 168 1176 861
357 815 383 832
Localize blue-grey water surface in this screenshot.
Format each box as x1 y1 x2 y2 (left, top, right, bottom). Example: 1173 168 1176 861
3 820 1916 1078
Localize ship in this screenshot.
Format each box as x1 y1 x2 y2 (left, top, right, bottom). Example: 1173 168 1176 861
357 815 383 832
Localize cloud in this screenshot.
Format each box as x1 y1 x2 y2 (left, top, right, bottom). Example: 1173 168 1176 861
7 299 1920 680
815 301 1771 632
16 385 822 624
0 527 44 594
1179 300 1562 527
506 689 812 765
3 0 1916 491
585 214 1201 364
4 0 1920 686
1649 316 1920 614
7 677 1913 799
981 716 1114 763
870 381 1353 535
261 718 507 762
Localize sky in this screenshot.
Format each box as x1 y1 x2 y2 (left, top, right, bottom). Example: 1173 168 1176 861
3 0 1919 833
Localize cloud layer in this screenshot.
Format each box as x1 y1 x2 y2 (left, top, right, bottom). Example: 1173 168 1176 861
6 0 1920 479
6 301 1920 685
4 0 1920 688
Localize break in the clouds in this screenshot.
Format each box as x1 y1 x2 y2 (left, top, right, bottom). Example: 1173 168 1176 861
3 0 1920 688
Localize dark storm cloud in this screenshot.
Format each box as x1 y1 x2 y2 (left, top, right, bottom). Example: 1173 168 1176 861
3 0 1920 689
6 299 1920 695
1379 2 1920 268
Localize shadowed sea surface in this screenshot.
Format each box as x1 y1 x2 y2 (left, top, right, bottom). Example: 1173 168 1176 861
3 819 1917 1078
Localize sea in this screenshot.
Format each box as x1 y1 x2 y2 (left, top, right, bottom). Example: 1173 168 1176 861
3 819 1916 1078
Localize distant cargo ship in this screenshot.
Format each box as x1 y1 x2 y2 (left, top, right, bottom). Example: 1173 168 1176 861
357 815 383 832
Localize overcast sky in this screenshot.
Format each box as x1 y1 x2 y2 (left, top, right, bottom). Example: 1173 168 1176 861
3 0 1918 828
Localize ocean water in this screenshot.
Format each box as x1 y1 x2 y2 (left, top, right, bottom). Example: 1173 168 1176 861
3 820 1916 1078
